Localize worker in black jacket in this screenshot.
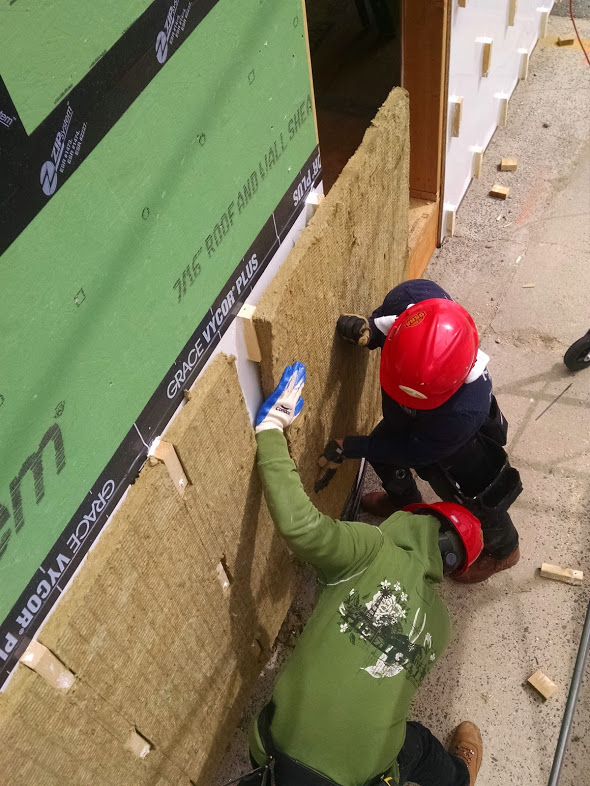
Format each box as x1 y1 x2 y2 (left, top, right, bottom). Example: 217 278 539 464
335 279 522 583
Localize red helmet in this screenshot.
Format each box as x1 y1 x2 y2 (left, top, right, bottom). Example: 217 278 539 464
380 299 479 409
403 502 483 575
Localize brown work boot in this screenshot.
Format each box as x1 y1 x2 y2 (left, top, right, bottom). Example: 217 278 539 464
361 491 401 517
453 545 520 584
449 721 483 785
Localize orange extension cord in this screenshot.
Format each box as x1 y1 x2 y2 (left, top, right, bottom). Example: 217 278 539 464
570 0 590 66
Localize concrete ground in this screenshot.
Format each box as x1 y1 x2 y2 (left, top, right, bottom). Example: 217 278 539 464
213 10 590 786
551 0 590 18
408 10 590 786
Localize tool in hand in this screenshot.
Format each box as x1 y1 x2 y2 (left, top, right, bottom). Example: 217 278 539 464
314 439 344 493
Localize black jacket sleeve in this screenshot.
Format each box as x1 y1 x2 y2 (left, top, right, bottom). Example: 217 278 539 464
343 414 479 466
343 374 492 467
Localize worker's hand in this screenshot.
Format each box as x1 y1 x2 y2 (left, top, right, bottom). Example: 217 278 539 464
255 362 305 433
336 314 370 346
319 439 345 466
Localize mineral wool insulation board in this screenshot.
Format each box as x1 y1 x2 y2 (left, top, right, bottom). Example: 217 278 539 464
0 0 319 686
443 0 554 228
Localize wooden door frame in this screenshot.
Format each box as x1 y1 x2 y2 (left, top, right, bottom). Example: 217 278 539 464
402 0 451 277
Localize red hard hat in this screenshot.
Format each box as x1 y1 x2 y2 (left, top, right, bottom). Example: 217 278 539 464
403 502 483 575
380 299 479 409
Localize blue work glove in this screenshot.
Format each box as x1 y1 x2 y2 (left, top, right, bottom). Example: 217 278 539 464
255 362 306 433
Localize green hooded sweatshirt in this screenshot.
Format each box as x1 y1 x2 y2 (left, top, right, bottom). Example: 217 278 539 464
250 430 451 786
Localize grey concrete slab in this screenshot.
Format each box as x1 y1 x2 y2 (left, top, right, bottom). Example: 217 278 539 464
423 15 590 786
552 0 590 19
490 239 590 344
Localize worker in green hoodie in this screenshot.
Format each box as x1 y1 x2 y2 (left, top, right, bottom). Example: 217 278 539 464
236 363 485 786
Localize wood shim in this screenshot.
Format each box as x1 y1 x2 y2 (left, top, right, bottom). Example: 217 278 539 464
3 355 293 786
473 149 484 178
451 97 463 138
124 729 152 759
498 96 508 128
255 88 409 518
500 157 517 171
0 667 191 786
490 184 510 199
152 439 189 495
508 0 518 26
519 49 530 80
445 205 457 237
540 563 583 585
538 8 549 38
238 303 262 362
480 39 493 77
528 669 558 700
19 640 75 692
305 190 325 217
557 36 575 46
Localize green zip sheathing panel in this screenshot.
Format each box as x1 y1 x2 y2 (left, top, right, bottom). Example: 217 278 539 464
254 88 410 517
0 354 294 785
0 86 410 783
0 0 153 133
0 0 317 682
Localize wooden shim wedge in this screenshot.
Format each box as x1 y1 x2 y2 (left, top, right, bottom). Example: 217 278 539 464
490 184 509 199
124 729 152 759
500 157 517 171
305 190 325 217
20 640 75 692
152 440 189 496
528 669 558 700
480 39 493 77
238 303 262 363
540 563 583 585
519 49 530 80
538 7 549 39
497 95 508 128
473 148 484 178
444 204 457 237
451 97 463 138
508 0 518 26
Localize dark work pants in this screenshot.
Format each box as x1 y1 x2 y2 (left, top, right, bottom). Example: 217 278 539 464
243 722 469 786
396 722 470 786
369 421 519 559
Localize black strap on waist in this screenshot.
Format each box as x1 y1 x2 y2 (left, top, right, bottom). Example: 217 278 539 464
257 703 392 786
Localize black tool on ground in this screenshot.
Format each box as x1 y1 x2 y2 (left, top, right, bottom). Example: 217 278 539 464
535 383 573 422
547 598 590 786
563 329 590 372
